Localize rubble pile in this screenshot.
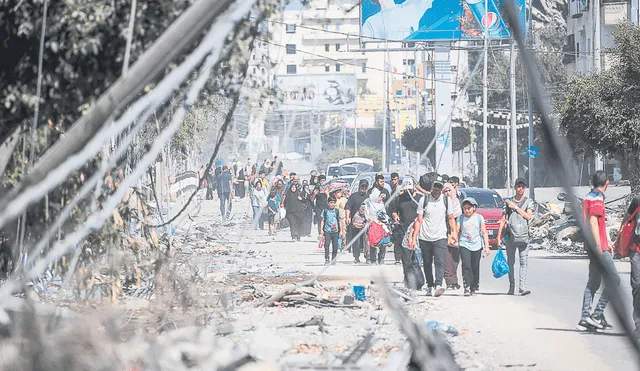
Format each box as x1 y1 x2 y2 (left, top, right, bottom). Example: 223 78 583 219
528 195 627 255
0 201 466 370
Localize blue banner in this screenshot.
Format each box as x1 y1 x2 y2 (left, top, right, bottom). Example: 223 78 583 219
360 0 526 42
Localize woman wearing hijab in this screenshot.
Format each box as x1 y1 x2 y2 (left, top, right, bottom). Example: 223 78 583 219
365 188 388 264
283 182 305 241
301 182 314 237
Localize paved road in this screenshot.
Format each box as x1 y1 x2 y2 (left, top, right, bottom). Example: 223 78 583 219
223 195 638 370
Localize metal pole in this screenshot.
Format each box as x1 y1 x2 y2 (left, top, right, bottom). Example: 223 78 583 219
593 0 604 171
482 0 489 188
509 41 518 192
527 0 535 200
382 51 388 172
414 48 420 129
354 112 358 156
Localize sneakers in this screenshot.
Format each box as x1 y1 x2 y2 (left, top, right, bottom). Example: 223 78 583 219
519 288 532 296
586 313 606 330
434 286 445 297
394 260 402 265
425 287 433 297
576 319 602 332
464 288 471 297
601 315 613 330
324 260 330 266
332 259 337 266
470 290 476 296
507 287 515 295
354 258 361 264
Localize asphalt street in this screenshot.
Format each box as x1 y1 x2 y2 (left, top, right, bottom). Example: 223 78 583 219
253 225 639 370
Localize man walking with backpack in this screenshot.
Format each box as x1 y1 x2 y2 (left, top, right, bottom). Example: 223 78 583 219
497 178 534 296
575 170 620 331
408 178 456 297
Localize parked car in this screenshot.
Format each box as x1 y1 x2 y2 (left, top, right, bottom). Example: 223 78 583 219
458 188 505 247
327 157 375 177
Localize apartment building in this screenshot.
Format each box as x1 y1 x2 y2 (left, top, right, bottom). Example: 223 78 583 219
564 0 640 73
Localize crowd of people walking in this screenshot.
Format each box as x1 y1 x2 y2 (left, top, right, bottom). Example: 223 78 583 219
203 158 640 335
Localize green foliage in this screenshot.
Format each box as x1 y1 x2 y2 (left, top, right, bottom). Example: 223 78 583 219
315 147 382 174
0 0 191 145
400 125 470 156
560 24 640 192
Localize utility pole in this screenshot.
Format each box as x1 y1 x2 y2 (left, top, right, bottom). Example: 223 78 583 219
509 42 518 192
593 0 604 171
482 0 489 189
527 0 535 200
382 51 388 172
414 48 420 129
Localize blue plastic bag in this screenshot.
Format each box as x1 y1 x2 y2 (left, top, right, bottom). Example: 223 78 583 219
492 248 510 278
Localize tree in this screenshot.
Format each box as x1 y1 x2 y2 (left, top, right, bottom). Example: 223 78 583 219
400 125 470 166
0 0 192 148
560 24 640 194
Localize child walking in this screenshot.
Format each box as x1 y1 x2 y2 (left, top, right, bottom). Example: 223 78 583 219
457 197 490 296
320 197 341 265
267 189 282 236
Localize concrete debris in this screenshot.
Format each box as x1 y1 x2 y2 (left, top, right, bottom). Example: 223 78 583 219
529 196 626 255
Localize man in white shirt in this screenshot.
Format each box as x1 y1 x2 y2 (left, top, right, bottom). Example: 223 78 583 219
361 0 434 41
408 179 456 297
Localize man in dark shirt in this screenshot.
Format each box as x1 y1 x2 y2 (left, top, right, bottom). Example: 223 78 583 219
390 178 423 284
217 166 233 218
345 179 370 263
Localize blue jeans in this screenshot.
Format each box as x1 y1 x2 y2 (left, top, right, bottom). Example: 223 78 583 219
581 250 620 320
252 205 264 229
219 192 230 218
630 251 640 331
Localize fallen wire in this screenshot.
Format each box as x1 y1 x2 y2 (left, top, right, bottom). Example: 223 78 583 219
260 52 485 308
503 0 640 362
149 14 271 229
0 1 259 301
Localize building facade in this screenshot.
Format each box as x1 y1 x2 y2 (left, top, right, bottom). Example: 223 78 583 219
564 0 640 73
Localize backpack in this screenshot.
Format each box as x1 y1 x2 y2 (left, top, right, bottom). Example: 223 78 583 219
352 204 367 229
615 207 640 258
506 197 531 244
321 208 341 233
421 194 450 231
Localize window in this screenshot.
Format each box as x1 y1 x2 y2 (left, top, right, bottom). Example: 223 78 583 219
403 42 416 48
261 67 266 75
325 43 330 52
286 24 296 33
361 62 367 73
325 65 330 72
336 63 341 72
324 24 329 31
335 23 341 31
286 64 297 74
335 43 341 51
286 44 296 54
252 67 257 74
